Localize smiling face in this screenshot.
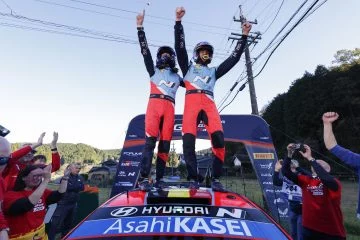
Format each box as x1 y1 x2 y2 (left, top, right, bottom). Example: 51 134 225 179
23 168 44 188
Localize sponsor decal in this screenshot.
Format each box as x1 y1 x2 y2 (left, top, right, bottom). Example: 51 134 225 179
260 173 272 177
141 206 209 215
111 207 138 217
103 216 252 237
193 75 211 84
117 171 136 177
123 152 142 157
265 189 282 193
115 182 133 187
262 181 273 185
33 199 45 212
253 153 274 160
216 208 246 219
120 160 140 167
307 183 324 196
259 162 273 170
174 120 225 131
128 134 138 138
159 80 175 88
69 216 288 239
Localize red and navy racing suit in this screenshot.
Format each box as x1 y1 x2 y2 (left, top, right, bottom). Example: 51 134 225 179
138 29 183 181
174 21 247 181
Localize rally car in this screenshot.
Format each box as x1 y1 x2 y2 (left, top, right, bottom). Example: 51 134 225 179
64 185 291 240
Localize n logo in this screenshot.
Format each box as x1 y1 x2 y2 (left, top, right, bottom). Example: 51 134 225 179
193 75 211 84
159 80 175 88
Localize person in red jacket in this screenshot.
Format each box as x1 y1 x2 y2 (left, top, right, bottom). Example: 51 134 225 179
2 132 61 191
4 164 69 239
282 143 346 240
0 136 10 239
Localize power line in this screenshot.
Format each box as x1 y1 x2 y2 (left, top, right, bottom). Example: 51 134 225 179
252 0 324 80
261 0 285 35
0 0 15 14
32 0 234 37
63 0 240 31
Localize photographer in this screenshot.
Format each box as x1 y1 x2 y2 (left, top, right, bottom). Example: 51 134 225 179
273 158 310 240
323 112 360 219
282 143 346 240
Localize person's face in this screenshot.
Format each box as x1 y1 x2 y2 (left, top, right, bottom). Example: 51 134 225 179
290 166 297 173
199 49 210 60
161 52 171 58
23 168 44 188
71 164 81 175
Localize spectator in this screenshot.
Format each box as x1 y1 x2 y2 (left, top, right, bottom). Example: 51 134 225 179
48 163 84 240
3 164 69 239
0 136 10 239
2 132 45 191
3 132 61 191
322 111 360 219
174 7 251 191
273 159 310 240
282 143 346 240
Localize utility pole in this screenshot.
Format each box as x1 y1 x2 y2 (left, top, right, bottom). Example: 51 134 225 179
229 5 261 115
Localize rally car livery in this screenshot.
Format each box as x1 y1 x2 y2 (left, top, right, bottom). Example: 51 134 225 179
64 187 291 240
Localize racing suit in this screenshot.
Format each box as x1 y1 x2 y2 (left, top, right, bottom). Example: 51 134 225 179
174 21 247 181
138 28 182 181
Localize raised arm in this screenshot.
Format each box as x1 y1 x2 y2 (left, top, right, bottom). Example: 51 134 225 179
272 160 283 186
215 22 251 79
299 145 339 191
174 7 189 76
281 144 299 184
323 112 360 168
137 10 155 77
50 131 61 172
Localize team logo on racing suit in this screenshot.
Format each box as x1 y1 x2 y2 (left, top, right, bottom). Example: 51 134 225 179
193 75 211 84
159 80 175 88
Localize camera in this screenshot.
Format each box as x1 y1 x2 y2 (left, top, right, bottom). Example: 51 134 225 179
0 125 10 137
293 143 305 153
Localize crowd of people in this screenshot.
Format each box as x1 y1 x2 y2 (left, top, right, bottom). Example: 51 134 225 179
272 112 360 240
0 132 84 240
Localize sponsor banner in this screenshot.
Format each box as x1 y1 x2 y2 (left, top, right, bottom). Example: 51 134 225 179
69 216 288 239
86 205 269 223
253 153 275 160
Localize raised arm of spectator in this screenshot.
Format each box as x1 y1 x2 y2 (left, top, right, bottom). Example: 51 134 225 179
273 160 283 186
300 144 339 191
174 6 189 76
282 144 299 184
50 132 61 172
9 132 45 163
137 10 155 77
323 112 360 168
215 22 251 79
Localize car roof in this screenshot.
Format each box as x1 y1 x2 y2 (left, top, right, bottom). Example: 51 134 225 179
64 187 291 240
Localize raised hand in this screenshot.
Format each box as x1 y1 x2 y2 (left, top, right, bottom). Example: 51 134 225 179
43 164 52 181
242 21 252 35
176 7 185 21
51 132 58 149
299 144 313 161
33 132 46 149
322 112 339 124
137 9 145 27
275 160 283 171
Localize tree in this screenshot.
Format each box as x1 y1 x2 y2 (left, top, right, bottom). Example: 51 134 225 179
332 48 360 66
